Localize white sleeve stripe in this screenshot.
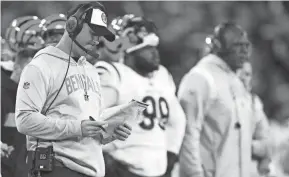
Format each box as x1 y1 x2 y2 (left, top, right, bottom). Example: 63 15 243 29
95 61 121 83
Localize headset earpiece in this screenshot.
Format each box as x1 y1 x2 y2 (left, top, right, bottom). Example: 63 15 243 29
65 3 95 38
211 22 231 54
211 24 224 53
66 16 78 36
211 36 222 52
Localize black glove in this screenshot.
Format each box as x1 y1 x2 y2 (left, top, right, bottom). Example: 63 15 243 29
163 151 178 177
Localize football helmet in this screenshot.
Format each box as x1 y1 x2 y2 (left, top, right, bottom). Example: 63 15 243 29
5 16 44 52
100 14 159 62
16 18 45 50
40 14 66 44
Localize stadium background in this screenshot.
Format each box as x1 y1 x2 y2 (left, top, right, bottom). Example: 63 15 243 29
1 1 289 176
4 1 289 123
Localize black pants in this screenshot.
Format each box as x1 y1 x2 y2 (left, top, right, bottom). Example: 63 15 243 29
104 153 161 177
29 166 92 177
106 164 148 177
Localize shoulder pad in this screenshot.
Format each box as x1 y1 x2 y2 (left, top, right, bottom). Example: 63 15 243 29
158 65 176 93
95 61 121 87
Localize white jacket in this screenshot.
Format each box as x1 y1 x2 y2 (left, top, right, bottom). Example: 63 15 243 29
15 46 104 177
178 54 270 177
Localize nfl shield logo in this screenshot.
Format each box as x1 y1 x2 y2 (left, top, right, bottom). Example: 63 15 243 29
101 13 107 25
23 82 30 89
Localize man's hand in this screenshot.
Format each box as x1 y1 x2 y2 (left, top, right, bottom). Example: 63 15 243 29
1 142 14 158
81 120 107 137
113 123 132 141
257 158 271 175
1 142 9 158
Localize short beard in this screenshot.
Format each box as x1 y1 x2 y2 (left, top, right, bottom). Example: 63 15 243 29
135 58 159 75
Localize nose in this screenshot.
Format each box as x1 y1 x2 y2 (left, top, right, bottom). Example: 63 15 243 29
239 43 250 55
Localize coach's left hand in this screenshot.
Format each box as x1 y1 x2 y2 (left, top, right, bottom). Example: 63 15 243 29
113 123 132 141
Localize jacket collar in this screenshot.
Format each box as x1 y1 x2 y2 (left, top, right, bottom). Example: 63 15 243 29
205 54 233 74
34 45 78 64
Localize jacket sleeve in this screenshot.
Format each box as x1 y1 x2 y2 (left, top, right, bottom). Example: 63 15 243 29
166 95 186 155
251 96 272 159
177 71 211 177
15 63 83 140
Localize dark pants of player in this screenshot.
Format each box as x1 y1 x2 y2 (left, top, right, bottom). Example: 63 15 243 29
105 162 163 177
27 151 91 177
29 166 91 177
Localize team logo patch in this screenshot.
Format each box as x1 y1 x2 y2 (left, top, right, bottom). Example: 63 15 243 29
101 13 107 25
23 82 30 89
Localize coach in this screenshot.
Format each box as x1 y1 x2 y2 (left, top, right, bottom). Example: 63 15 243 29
15 2 132 177
178 22 272 177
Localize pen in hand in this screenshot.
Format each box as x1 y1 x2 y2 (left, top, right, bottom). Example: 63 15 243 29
89 116 107 133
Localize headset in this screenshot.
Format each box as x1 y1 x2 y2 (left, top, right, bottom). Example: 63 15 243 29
65 2 106 59
208 22 241 55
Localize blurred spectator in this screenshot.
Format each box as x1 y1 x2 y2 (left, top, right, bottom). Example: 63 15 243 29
237 62 272 177
268 121 289 177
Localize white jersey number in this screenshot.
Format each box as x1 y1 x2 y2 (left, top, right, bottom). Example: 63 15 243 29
139 96 169 130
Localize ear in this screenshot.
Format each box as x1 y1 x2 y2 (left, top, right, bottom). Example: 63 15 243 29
127 33 139 45
66 16 78 34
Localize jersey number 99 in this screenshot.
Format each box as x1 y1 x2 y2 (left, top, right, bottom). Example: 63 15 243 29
139 96 169 130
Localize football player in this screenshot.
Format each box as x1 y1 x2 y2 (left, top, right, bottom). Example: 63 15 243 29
2 15 44 77
5 16 44 52
95 14 186 177
39 14 66 45
1 16 39 77
2 16 44 177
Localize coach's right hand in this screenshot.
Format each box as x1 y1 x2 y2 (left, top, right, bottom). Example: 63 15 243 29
81 120 107 137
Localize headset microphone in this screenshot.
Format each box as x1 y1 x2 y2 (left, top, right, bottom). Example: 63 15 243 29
70 36 100 59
